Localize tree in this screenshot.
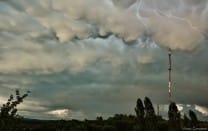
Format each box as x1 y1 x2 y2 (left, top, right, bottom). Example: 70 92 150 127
135 98 144 120
96 116 103 121
144 97 157 131
144 97 155 118
135 98 145 131
189 110 198 128
183 114 190 128
168 102 181 131
0 90 30 118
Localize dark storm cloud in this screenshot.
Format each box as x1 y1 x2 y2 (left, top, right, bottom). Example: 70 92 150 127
0 0 208 120
1 0 208 50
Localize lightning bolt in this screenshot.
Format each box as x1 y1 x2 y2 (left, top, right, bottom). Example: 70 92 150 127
136 0 148 30
151 0 205 37
168 14 206 36
159 10 201 34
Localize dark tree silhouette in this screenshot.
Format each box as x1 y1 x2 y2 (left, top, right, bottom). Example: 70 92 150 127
189 110 198 128
183 114 190 127
144 97 155 118
135 98 144 119
168 102 181 131
135 98 145 131
96 116 103 121
144 97 157 131
0 90 30 118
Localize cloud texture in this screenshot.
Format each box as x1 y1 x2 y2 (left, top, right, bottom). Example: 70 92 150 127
0 0 207 120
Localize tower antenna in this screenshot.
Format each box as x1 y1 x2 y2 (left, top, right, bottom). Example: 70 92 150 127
168 48 172 104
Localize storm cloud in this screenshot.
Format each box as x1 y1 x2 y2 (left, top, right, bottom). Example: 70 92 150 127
0 0 207 120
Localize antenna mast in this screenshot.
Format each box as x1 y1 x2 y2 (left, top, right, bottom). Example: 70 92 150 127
168 48 172 104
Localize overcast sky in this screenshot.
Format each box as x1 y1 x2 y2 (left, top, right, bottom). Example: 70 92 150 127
0 0 208 120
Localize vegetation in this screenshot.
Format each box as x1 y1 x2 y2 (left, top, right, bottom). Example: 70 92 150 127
0 91 207 131
0 90 30 118
168 102 181 131
0 90 30 130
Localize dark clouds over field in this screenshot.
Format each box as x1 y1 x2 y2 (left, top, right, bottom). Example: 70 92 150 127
0 0 208 120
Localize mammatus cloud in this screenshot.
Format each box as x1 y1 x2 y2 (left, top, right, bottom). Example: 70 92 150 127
1 0 208 73
1 0 208 51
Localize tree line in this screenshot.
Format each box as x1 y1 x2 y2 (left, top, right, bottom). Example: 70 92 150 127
0 90 207 131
